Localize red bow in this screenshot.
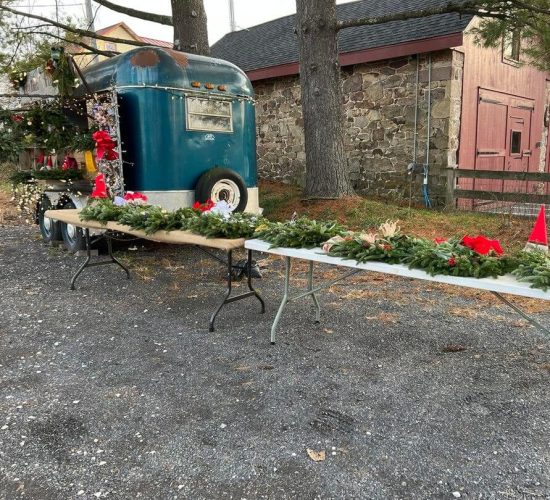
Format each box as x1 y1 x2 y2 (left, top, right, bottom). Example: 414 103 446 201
193 199 215 212
91 173 109 198
461 235 503 256
92 130 119 161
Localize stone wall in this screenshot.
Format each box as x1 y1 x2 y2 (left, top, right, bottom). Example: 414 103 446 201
253 49 462 206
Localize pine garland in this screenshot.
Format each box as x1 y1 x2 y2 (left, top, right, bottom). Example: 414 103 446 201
401 238 512 278
79 200 265 239
254 217 345 248
328 234 415 264
511 251 550 291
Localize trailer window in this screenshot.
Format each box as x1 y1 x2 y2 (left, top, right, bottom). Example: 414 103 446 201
186 97 233 133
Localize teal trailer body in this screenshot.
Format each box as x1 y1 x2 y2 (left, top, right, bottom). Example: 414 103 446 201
80 47 258 211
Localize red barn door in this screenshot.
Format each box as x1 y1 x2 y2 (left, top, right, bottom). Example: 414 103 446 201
471 89 534 207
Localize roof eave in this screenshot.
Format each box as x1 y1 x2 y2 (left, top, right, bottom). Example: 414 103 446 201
246 31 464 82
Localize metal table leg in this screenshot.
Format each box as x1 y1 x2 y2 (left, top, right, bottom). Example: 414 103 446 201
208 249 266 332
247 249 266 313
269 261 362 344
70 229 131 290
492 291 550 338
308 261 321 323
106 233 130 279
70 228 92 290
271 256 291 344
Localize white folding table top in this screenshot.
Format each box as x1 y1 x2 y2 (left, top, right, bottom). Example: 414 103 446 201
245 238 550 301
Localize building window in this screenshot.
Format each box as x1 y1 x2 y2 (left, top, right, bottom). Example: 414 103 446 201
510 131 521 154
503 30 521 63
186 97 233 133
104 42 117 51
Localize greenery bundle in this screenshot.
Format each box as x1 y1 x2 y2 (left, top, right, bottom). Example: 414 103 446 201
10 168 84 185
401 238 512 279
511 251 550 291
253 217 345 248
79 199 266 239
0 101 94 163
325 222 513 279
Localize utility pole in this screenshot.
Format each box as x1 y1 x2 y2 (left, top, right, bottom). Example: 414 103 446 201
84 0 98 50
84 0 98 64
229 0 236 32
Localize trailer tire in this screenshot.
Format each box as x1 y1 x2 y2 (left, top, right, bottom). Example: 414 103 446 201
38 196 62 243
60 200 86 253
195 168 248 212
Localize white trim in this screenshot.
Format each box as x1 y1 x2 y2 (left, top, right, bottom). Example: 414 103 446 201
140 188 262 214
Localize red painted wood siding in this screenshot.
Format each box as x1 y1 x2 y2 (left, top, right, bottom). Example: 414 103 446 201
457 21 550 175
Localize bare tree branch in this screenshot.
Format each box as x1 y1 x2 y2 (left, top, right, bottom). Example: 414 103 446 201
31 31 119 57
508 0 550 16
0 4 149 47
92 0 173 25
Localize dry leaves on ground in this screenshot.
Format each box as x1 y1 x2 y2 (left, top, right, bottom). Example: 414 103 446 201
306 448 326 462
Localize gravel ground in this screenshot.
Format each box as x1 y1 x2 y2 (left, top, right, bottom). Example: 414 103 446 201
0 223 549 500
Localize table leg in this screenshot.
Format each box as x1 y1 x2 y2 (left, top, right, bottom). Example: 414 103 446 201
209 250 233 332
106 234 130 279
492 291 550 338
247 249 266 313
271 256 291 344
70 228 92 290
308 261 321 323
70 230 131 290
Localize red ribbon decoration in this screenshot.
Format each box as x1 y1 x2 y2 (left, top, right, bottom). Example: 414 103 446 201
91 173 109 199
461 235 503 256
92 130 119 161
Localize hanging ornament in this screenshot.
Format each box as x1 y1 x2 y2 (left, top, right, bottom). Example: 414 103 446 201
524 205 548 252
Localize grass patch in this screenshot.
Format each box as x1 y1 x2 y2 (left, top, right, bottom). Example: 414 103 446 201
258 180 531 253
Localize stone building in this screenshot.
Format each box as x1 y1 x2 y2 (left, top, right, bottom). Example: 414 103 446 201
212 0 550 207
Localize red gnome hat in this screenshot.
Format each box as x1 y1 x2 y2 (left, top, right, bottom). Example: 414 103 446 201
91 173 109 199
524 205 548 252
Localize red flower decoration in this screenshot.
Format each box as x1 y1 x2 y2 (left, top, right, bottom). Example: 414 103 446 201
435 237 447 244
123 191 148 202
193 199 215 212
461 235 503 256
92 130 119 161
11 114 24 122
448 256 456 267
91 173 108 199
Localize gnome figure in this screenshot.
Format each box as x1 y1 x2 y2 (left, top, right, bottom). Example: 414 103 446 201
524 205 548 253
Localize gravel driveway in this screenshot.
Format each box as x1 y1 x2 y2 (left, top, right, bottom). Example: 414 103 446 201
1 223 549 499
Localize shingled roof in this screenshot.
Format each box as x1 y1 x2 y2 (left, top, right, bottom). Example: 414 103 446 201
211 0 473 76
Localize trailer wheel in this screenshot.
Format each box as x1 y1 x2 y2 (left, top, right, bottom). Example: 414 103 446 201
60 200 85 253
195 168 248 212
38 196 62 243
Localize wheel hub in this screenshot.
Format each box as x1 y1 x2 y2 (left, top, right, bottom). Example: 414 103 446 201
66 223 77 240
211 179 240 209
43 217 52 232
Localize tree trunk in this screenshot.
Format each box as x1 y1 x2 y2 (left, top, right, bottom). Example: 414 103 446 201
171 0 210 56
295 0 354 198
